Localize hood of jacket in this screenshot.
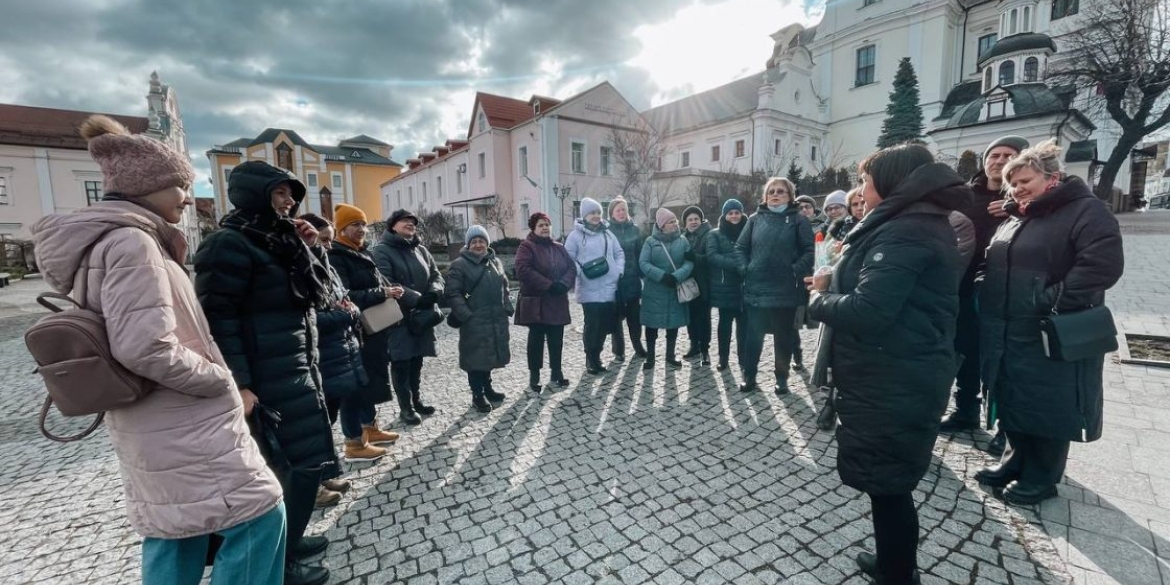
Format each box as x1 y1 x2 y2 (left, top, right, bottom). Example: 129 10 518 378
460 247 497 264
685 221 712 241
226 160 307 217
573 217 610 235
32 201 185 293
847 162 972 243
1010 176 1095 218
525 231 555 246
650 225 682 243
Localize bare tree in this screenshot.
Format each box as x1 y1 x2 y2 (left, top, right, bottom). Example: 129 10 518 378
1048 0 1170 197
481 200 516 239
805 137 851 177
609 117 672 223
416 209 458 247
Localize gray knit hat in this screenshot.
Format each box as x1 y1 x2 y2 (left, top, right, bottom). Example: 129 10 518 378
983 136 1030 165
465 224 490 246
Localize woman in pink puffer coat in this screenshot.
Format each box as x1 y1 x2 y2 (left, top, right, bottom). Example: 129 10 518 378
31 116 284 585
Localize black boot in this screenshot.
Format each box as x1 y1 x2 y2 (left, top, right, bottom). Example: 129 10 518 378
740 375 759 392
612 329 625 362
409 359 435 416
285 559 329 585
472 386 492 413
683 346 701 359
700 350 711 367
939 407 980 432
774 373 790 396
394 368 422 425
974 464 1017 488
642 342 656 371
632 336 648 359
550 370 570 387
529 370 543 393
986 429 1007 457
665 336 682 368
483 379 506 403
717 357 729 371
289 535 328 559
586 353 607 375
855 551 921 585
1003 481 1058 505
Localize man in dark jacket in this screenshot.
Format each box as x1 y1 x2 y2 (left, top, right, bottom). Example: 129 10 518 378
682 206 713 365
195 161 339 585
940 136 1029 458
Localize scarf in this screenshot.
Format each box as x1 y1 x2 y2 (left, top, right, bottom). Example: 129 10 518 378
336 232 364 252
720 218 745 243
101 193 186 269
220 209 333 310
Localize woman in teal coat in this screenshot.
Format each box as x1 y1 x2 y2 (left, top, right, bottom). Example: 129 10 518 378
639 208 693 370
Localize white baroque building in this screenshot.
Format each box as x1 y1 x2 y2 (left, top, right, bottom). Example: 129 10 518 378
646 0 1130 209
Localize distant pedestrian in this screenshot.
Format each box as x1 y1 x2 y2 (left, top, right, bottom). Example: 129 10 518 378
515 212 576 391
702 199 747 371
736 178 814 394
796 194 827 232
639 208 693 370
446 225 514 412
564 197 624 375
196 160 341 585
681 206 713 366
975 140 1124 505
808 143 970 585
372 209 444 425
608 196 648 360
33 115 286 585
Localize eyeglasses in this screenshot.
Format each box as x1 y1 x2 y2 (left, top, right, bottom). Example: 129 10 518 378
798 204 814 210
767 189 789 195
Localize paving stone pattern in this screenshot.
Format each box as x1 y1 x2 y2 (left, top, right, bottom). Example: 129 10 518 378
1 212 1167 584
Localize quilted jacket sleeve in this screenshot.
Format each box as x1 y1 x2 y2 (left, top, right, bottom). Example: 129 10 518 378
103 229 234 397
194 232 254 389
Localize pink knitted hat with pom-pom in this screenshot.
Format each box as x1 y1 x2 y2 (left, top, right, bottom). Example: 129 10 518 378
79 115 195 197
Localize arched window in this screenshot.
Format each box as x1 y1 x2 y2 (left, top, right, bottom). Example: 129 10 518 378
1024 57 1039 82
1009 9 1018 34
999 60 1016 86
1023 6 1032 32
984 67 994 91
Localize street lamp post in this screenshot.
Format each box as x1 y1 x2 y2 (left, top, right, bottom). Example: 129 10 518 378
552 184 573 238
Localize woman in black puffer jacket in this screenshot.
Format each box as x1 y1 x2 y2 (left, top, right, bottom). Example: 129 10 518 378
975 141 1123 506
808 144 970 585
702 198 747 371
372 209 445 426
195 161 339 581
735 177 814 394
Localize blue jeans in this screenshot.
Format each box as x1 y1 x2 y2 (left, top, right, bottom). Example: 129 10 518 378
142 502 286 585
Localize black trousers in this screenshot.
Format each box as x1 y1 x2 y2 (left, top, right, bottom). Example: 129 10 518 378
526 324 565 376
581 302 616 357
1000 431 1071 486
869 492 919 585
741 306 797 379
685 298 712 352
716 307 746 364
391 356 426 407
645 327 678 356
953 294 983 411
612 298 644 356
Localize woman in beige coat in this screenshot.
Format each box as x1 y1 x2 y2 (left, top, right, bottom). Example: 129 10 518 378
31 116 285 585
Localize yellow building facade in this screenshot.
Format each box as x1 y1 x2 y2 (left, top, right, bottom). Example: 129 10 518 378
207 129 401 220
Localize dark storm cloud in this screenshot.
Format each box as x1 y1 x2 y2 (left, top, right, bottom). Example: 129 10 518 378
0 0 745 194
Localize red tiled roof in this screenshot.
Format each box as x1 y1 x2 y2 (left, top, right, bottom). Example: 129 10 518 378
0 103 149 150
469 92 535 137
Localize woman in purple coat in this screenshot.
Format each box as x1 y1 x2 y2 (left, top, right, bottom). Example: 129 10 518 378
514 212 577 392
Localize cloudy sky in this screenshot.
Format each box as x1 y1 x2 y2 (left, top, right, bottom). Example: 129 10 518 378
1 0 822 197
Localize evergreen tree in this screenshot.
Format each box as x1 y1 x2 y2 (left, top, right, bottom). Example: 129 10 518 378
876 58 925 148
835 167 854 191
786 160 804 195
956 150 980 181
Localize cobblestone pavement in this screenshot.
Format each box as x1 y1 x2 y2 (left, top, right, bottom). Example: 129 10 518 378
0 212 1166 584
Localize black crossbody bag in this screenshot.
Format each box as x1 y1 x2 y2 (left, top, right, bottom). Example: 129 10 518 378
1038 282 1119 361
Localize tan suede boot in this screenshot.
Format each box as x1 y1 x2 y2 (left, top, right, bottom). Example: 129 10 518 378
344 439 387 462
362 424 399 446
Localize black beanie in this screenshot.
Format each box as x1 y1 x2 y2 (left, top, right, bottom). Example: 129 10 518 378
682 206 704 222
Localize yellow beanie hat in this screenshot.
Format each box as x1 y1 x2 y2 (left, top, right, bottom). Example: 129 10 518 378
333 203 367 231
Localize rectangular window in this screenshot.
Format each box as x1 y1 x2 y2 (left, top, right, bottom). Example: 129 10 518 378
1051 0 1078 20
456 170 463 193
224 167 232 185
600 146 613 176
408 186 413 205
711 145 721 162
856 45 876 86
422 182 427 202
397 190 402 207
520 203 529 231
332 174 342 189
681 151 691 168
84 180 103 206
734 140 745 158
437 176 443 199
306 173 318 188
478 153 486 178
775 139 783 155
863 0 878 5
519 146 529 177
811 145 818 162
571 142 585 174
977 34 997 59
0 176 8 205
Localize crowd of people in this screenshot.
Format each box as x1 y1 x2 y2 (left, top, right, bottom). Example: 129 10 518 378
31 115 1125 585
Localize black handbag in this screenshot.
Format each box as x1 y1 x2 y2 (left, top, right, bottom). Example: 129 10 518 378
573 232 610 280
1038 282 1119 362
407 306 445 335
